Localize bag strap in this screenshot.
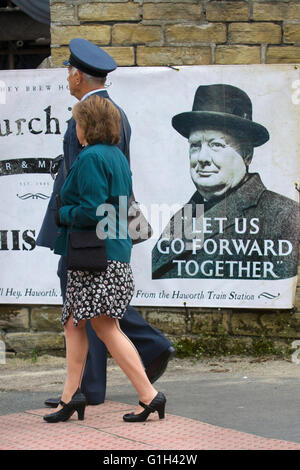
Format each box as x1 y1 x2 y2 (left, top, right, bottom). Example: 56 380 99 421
118 106 130 163
119 107 136 202
63 158 68 180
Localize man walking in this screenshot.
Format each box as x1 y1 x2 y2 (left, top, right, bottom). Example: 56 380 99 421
37 38 175 407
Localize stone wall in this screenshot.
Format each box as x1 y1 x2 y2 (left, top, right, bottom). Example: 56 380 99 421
0 306 64 357
1 0 300 357
1 300 300 358
50 0 300 67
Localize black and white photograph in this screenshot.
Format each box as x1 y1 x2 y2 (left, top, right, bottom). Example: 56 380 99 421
151 83 299 282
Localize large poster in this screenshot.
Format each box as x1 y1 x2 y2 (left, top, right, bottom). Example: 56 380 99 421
0 65 299 308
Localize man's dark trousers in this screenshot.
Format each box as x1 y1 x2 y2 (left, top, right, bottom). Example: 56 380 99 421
58 257 172 404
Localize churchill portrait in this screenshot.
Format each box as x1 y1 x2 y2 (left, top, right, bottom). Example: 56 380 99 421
152 84 299 280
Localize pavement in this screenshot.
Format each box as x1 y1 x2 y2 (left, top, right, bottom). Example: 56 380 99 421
1 354 300 452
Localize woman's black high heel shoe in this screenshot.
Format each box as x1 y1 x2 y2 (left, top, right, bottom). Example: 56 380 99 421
123 392 166 422
43 388 86 423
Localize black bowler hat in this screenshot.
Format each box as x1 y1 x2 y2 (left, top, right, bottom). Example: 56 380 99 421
172 84 269 147
63 38 117 77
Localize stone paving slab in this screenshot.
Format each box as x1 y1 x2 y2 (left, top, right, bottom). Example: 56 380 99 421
0 400 300 451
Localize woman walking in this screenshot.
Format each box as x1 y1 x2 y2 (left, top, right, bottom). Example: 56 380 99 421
43 95 166 423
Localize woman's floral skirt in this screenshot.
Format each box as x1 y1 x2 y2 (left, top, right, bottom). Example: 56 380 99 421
61 260 135 327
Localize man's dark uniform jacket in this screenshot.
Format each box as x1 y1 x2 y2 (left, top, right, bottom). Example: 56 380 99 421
152 173 299 280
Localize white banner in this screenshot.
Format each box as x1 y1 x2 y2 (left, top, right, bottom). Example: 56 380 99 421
0 65 299 308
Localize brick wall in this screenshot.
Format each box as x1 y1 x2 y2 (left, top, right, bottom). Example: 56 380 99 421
50 1 300 67
1 0 300 358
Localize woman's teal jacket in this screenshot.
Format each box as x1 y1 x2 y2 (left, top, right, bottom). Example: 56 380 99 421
54 143 132 263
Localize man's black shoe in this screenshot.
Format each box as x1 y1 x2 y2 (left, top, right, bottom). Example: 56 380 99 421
44 397 61 408
145 346 176 384
44 397 101 408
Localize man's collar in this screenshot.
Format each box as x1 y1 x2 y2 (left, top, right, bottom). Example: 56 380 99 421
190 173 266 213
81 88 107 101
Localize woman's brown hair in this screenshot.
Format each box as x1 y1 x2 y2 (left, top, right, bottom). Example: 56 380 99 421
72 94 121 146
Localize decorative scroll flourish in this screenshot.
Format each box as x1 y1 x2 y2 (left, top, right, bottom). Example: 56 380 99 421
258 292 280 300
17 193 50 200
